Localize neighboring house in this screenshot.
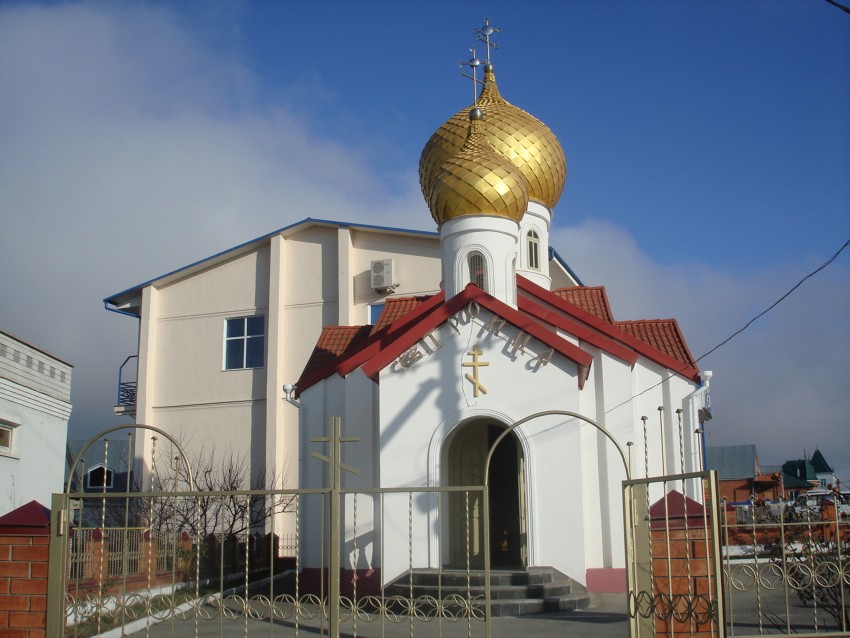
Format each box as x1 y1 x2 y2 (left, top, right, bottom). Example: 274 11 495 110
0 329 72 515
66 438 134 527
780 451 839 498
809 448 837 489
705 444 781 503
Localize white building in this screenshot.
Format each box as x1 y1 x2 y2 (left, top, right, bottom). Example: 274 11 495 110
294 64 707 592
105 62 708 593
0 329 73 515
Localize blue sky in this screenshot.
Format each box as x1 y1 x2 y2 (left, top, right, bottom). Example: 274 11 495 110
1 1 848 481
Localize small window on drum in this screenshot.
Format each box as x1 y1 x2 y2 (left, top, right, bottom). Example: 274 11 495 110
468 251 488 291
527 230 541 271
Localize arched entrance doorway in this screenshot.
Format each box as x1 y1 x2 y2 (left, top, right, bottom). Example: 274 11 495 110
446 420 526 569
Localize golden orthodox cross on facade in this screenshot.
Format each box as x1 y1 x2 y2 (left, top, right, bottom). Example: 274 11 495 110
463 345 489 397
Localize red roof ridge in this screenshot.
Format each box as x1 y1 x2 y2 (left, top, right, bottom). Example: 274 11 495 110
358 285 593 385
298 285 596 394
517 295 638 365
297 292 445 394
518 276 700 382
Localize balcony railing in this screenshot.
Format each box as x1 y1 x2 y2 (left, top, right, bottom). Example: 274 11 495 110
116 355 138 407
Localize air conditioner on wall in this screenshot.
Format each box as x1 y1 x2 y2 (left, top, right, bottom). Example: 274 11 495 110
370 259 396 292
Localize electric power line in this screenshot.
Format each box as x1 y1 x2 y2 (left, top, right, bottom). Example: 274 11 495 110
604 237 850 414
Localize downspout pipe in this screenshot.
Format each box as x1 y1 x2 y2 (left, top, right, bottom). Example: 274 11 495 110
688 371 713 471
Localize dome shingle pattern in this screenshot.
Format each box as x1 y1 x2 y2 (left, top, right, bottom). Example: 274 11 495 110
420 67 566 211
427 117 529 224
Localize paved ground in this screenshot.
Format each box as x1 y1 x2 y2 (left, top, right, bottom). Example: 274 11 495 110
127 593 628 637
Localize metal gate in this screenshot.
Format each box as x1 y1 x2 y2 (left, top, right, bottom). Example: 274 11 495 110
624 470 725 638
47 424 491 637
624 470 850 637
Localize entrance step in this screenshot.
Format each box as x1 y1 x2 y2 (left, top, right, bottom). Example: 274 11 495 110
385 566 589 617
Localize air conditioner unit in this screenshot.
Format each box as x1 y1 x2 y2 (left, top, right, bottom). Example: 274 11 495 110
370 259 396 292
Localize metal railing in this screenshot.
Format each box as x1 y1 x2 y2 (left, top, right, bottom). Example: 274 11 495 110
115 355 137 406
721 501 849 636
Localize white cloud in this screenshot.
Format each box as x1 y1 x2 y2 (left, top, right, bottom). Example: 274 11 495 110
0 3 425 436
552 221 850 473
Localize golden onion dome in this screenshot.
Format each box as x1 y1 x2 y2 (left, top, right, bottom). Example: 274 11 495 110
419 66 566 210
427 109 529 225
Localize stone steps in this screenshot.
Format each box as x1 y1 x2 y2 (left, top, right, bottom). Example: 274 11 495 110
385 566 589 617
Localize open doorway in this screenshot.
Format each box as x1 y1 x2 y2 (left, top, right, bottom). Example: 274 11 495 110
446 420 526 569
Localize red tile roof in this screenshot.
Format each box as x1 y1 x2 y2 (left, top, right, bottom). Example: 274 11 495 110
371 296 432 335
551 286 614 323
299 325 373 383
358 285 594 382
616 319 696 369
518 276 700 381
297 277 701 394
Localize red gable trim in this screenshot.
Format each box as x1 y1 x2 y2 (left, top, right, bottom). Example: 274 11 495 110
359 285 593 385
518 295 639 366
296 292 445 394
517 276 700 382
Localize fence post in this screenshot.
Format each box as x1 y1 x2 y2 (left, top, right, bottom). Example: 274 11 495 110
0 500 52 637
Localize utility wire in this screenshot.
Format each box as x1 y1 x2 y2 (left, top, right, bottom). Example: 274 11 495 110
824 0 850 15
604 237 850 414
694 237 850 364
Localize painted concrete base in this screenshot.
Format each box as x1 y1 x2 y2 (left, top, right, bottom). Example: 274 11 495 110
585 567 627 593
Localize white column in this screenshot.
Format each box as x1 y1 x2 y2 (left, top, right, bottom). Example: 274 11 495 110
135 285 159 487
337 228 353 325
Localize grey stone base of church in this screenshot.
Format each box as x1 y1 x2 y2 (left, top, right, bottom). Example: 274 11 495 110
385 566 590 617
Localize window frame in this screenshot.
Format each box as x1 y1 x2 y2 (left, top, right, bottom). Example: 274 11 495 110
0 421 17 457
369 303 386 325
86 465 114 490
526 229 541 271
467 251 489 292
223 315 266 371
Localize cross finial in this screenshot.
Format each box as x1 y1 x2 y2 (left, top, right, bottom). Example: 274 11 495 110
474 17 501 66
459 47 482 105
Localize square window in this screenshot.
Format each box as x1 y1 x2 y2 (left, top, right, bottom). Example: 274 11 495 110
224 316 265 370
0 421 16 454
369 303 385 325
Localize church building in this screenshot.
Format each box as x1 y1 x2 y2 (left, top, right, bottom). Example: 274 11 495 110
104 34 709 595
294 62 707 592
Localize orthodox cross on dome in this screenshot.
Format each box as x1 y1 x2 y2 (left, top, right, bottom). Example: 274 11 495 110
474 17 501 66
459 47 483 105
463 345 489 397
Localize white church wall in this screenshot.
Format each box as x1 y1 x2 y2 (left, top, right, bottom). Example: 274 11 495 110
517 202 552 289
439 216 519 304
376 306 591 583
299 372 380 573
